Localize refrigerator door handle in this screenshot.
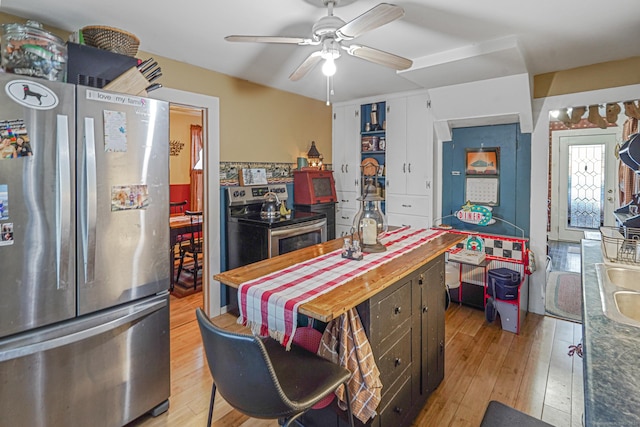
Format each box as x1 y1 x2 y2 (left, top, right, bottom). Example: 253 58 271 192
83 117 98 283
56 115 72 289
0 297 167 363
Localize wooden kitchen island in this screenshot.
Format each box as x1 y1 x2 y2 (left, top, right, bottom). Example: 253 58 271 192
215 231 464 427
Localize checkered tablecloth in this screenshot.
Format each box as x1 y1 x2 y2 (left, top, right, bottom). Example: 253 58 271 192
237 227 446 349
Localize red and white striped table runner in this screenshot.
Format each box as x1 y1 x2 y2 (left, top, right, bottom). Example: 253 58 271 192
238 227 446 349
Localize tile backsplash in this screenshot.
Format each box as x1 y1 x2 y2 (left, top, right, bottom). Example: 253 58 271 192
219 161 332 185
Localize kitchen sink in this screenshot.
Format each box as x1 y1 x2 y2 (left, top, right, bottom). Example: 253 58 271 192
606 267 640 292
614 292 640 323
595 264 640 328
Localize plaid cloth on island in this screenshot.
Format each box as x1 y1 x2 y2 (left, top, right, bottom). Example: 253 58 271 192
237 226 446 349
319 308 382 423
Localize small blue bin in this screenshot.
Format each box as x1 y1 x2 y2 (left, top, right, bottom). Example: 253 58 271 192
487 268 520 300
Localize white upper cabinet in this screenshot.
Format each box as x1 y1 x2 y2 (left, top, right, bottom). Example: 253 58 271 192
406 93 433 196
332 104 360 195
386 93 433 197
385 97 408 195
333 92 434 229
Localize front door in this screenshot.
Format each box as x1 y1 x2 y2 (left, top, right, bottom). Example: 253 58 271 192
550 129 618 242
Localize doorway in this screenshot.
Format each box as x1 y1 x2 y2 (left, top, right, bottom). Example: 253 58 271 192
169 104 205 296
549 129 618 243
151 87 221 318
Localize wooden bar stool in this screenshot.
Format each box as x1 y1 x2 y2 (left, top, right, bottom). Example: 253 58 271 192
176 210 203 289
169 200 188 291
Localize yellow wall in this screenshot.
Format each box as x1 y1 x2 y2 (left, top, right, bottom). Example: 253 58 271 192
0 13 333 163
157 56 333 163
169 109 202 185
533 56 640 98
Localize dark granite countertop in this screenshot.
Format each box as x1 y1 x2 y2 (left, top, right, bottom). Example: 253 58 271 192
581 239 640 426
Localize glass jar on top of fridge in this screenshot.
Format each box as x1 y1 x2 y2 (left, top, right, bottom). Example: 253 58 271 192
1 20 67 82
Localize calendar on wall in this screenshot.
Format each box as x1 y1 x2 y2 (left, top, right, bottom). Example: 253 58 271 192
465 177 499 206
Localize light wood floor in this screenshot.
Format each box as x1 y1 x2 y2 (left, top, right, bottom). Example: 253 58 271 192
129 293 584 427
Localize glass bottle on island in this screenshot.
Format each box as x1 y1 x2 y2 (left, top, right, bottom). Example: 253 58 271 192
353 176 387 253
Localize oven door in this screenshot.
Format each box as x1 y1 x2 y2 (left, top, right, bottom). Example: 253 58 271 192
269 218 327 257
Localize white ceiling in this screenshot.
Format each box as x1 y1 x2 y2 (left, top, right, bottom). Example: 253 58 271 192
2 0 640 103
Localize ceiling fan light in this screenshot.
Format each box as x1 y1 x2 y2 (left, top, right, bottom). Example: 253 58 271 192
322 57 337 76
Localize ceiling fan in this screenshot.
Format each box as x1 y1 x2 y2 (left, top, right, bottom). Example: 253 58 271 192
225 0 413 82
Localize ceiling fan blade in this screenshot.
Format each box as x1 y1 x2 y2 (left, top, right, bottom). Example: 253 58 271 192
225 35 314 45
337 3 404 40
344 44 412 70
289 51 323 81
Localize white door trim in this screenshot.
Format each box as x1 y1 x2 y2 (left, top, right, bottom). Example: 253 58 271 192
151 87 221 317
549 127 620 242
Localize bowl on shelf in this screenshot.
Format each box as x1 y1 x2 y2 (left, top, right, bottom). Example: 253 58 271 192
81 25 140 57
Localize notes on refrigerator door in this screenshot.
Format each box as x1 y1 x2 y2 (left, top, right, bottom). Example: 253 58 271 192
111 184 149 211
86 89 147 108
0 222 14 246
103 110 127 152
1 183 13 245
0 184 12 246
0 119 33 159
0 185 7 220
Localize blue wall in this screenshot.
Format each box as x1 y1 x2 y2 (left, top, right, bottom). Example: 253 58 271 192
441 123 531 237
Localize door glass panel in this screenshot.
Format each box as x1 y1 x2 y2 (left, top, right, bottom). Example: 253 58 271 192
567 144 604 229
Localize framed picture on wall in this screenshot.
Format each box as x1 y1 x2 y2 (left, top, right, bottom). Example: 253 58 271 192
465 148 499 175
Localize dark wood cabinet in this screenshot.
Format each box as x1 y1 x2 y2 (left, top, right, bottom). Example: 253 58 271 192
360 274 415 427
421 256 445 394
301 254 446 427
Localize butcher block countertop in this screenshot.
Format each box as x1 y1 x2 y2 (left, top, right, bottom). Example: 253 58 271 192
214 231 464 322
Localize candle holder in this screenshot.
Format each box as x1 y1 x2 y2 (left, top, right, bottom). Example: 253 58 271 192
353 161 387 253
306 141 323 169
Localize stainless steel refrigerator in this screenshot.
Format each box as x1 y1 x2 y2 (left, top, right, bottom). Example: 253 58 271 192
0 74 171 426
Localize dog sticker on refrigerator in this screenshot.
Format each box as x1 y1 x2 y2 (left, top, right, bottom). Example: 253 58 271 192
1 119 33 159
103 110 127 152
4 79 59 110
111 184 149 211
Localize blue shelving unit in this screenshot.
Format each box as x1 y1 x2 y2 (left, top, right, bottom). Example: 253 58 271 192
360 101 386 212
